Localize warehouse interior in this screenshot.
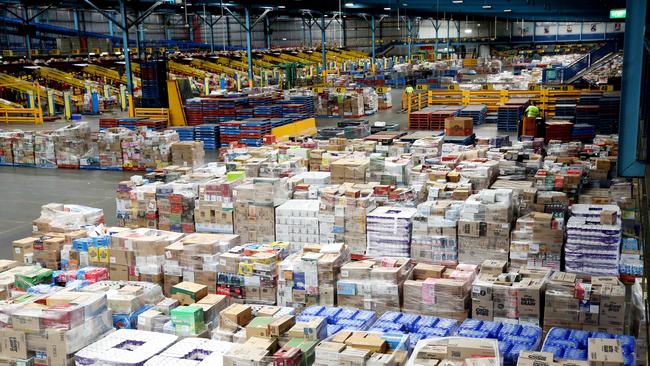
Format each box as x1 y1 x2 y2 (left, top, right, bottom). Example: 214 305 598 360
0 0 648 365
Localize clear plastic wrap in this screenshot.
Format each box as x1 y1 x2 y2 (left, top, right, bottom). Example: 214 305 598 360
277 243 351 309
275 200 321 252
542 327 635 366
34 130 57 168
143 338 236 366
337 257 414 315
12 131 35 166
366 206 417 257
0 131 16 165
314 330 410 366
54 122 91 168
194 178 242 234
33 203 105 234
233 178 290 243
411 201 462 265
97 128 131 169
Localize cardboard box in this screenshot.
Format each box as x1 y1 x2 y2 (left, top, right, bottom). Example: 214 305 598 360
588 339 624 366
12 238 36 263
220 304 252 328
444 117 473 137
268 315 296 337
446 338 497 360
344 332 388 353
245 316 274 339
413 263 445 280
170 282 208 305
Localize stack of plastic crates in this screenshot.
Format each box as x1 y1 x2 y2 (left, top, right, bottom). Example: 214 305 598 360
409 109 432 130
571 123 596 142
118 118 145 130
219 120 241 147
239 119 271 147
554 98 577 120
287 95 316 117
236 108 254 120
545 121 574 142
99 118 118 129
202 98 219 124
280 102 310 120
137 119 167 131
194 124 219 150
497 105 524 132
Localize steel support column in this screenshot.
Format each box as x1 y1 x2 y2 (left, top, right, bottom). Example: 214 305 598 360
264 16 271 49
108 13 114 49
244 7 253 85
119 0 134 97
371 15 376 66
321 14 326 67
138 11 145 50
22 5 32 60
618 0 646 177
342 15 347 47
406 17 412 62
226 17 231 47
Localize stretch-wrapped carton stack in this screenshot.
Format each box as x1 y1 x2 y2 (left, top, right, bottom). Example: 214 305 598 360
330 158 369 184
543 272 626 334
75 329 178 366
12 131 35 165
409 337 500 366
366 206 417 257
122 129 179 170
115 181 160 229
337 257 413 315
565 204 622 276
411 201 462 265
217 242 289 305
34 131 57 168
234 178 289 243
53 122 91 168
32 203 104 235
368 154 412 186
314 330 409 366
97 128 130 169
510 212 564 269
403 263 476 321
457 189 514 264
163 233 240 296
194 177 242 233
0 131 16 164
0 290 113 366
471 261 551 326
110 228 184 286
172 141 205 168
277 243 350 309
275 199 320 252
319 184 377 255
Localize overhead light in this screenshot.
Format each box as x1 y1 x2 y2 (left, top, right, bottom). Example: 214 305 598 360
452 0 463 3
503 8 512 12
402 3 407 6
282 37 287 40
278 5 285 8
482 4 491 8
464 29 472 33
384 7 391 10
477 23 480 26
345 2 354 6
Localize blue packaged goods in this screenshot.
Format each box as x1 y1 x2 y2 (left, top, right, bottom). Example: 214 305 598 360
542 327 635 366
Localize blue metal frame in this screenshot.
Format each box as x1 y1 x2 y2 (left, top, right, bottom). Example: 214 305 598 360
618 0 646 177
120 0 134 96
245 7 253 84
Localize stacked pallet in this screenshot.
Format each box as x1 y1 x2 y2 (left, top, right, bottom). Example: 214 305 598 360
184 98 204 126
253 104 282 118
137 119 167 131
497 99 529 132
219 120 241 147
459 105 488 125
431 106 461 130
598 95 620 134
287 95 316 116
118 118 146 130
280 103 310 120
99 118 118 129
172 127 195 142
575 105 600 127
194 124 219 150
554 98 577 120
239 119 272 147
571 123 596 142
545 121 573 142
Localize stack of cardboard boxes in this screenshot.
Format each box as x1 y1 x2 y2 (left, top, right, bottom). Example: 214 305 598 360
109 228 184 286
97 128 129 169
234 178 289 243
543 272 626 334
458 189 514 265
53 122 91 168
34 131 56 168
194 177 242 233
277 243 350 310
171 141 205 168
314 330 409 366
275 199 320 252
12 131 35 166
337 257 413 315
366 206 417 257
409 337 499 366
471 260 551 326
319 184 377 255
0 290 113 366
162 233 240 296
403 263 475 321
115 181 160 229
511 212 565 269
156 182 196 233
411 201 461 265
330 158 370 184
217 242 289 305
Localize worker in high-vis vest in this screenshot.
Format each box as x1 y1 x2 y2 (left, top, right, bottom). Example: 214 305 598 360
404 85 414 109
522 101 541 137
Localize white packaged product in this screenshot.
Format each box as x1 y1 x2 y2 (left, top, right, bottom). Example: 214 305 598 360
144 338 235 366
75 329 178 366
366 206 417 257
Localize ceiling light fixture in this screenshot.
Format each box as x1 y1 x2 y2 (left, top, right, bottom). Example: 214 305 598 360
482 4 491 8
278 5 285 8
503 8 512 12
384 7 391 10
464 29 472 33
452 0 463 3
345 2 354 6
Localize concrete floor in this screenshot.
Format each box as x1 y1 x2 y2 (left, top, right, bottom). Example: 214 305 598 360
0 88 506 259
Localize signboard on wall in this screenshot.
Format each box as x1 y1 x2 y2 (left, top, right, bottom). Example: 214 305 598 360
609 8 626 19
